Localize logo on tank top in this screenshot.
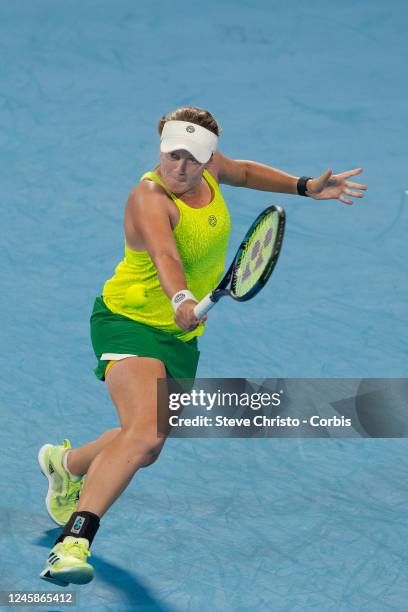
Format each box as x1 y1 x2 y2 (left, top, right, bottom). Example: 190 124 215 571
208 215 217 227
186 125 195 133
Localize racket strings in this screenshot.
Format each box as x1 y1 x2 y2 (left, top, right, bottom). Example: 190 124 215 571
232 212 279 297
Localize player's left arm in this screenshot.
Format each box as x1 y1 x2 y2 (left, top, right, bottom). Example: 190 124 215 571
212 152 367 205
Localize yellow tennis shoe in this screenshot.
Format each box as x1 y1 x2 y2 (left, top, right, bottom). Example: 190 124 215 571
38 439 84 526
40 536 94 586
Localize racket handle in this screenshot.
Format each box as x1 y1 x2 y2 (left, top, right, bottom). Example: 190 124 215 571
194 293 216 319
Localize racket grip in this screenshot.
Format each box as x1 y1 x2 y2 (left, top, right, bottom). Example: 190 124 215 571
194 293 216 319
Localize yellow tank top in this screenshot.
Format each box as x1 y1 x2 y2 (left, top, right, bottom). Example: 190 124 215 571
102 169 231 341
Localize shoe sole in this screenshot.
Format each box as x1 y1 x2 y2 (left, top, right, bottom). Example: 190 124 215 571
40 566 94 585
38 444 65 526
40 567 68 587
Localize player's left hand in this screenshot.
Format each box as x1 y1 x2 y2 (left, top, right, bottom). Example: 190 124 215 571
306 168 367 205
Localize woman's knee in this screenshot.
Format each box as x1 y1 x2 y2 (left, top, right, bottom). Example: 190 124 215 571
137 444 164 468
122 428 165 466
140 451 161 468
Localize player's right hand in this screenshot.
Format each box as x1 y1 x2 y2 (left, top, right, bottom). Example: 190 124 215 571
174 300 207 331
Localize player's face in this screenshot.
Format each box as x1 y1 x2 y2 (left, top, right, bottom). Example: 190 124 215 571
159 150 206 194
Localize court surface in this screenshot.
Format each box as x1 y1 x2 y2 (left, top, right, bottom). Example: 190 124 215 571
1 1 407 610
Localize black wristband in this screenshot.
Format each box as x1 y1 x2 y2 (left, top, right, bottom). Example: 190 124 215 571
297 176 312 197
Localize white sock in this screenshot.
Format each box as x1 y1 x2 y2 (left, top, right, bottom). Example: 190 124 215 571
62 450 83 482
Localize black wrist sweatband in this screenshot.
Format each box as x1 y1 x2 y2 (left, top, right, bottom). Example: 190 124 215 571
297 176 312 197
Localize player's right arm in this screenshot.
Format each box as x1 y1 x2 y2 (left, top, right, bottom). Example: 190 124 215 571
126 182 202 331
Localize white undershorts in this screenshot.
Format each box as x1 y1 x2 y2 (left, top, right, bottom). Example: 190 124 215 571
100 353 139 361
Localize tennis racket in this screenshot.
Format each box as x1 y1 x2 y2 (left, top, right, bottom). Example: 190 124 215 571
194 205 285 319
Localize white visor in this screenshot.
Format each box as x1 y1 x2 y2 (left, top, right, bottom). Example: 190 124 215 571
160 120 218 163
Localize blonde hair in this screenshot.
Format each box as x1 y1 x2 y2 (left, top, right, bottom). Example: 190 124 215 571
157 106 221 137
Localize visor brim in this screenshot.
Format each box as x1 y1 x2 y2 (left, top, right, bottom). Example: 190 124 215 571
160 140 212 164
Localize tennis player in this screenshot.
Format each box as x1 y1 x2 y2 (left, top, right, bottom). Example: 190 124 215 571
39 106 367 585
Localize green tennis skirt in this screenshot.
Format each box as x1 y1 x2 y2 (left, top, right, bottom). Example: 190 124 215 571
90 296 200 385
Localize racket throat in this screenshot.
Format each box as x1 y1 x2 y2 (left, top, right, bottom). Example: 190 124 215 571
194 290 228 318
213 288 230 300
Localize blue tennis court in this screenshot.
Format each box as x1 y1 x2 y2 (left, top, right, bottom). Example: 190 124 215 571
1 0 407 610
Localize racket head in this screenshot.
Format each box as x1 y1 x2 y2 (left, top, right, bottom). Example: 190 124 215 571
230 205 285 301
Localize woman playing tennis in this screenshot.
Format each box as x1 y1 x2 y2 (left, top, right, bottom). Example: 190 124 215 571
38 106 367 585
